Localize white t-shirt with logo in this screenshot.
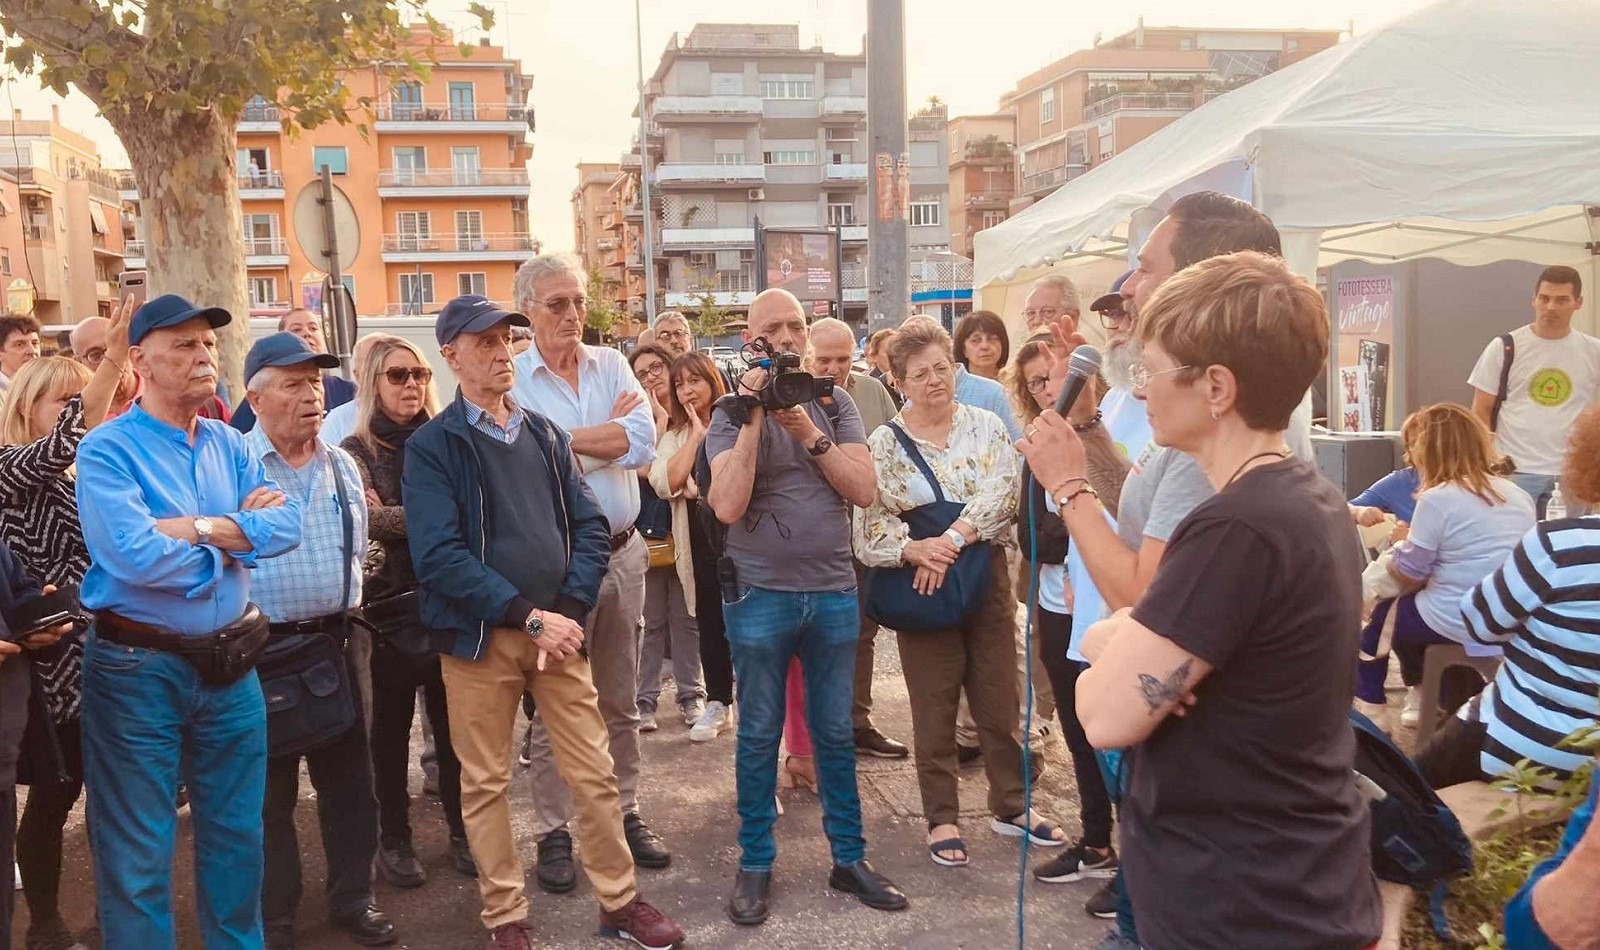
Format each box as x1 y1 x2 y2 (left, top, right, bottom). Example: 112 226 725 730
1468 325 1600 476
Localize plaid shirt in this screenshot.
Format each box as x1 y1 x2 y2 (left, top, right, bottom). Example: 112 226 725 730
244 427 368 623
462 395 524 444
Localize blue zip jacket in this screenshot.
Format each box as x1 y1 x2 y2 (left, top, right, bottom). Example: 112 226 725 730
401 391 610 661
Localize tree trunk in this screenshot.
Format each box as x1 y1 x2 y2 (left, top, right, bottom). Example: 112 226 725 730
106 107 250 406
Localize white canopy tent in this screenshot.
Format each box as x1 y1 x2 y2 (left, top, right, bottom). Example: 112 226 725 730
974 0 1600 338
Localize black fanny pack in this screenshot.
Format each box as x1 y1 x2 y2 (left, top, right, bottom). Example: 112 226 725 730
97 605 271 687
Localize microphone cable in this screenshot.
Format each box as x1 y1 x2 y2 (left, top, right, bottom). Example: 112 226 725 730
1015 465 1042 950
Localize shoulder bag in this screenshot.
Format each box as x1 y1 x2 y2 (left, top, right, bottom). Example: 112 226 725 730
258 459 359 759
863 422 994 631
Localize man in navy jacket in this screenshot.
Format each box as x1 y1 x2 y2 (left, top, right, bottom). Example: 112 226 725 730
401 295 683 950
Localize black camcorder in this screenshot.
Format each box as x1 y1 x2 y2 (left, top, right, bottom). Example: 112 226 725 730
743 336 833 410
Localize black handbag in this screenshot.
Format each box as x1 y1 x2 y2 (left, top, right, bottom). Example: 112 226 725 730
863 422 994 631
259 460 358 759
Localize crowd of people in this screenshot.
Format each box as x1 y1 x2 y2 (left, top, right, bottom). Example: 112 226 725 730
0 189 1586 950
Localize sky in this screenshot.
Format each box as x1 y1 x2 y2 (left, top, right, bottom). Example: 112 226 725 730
0 0 1437 251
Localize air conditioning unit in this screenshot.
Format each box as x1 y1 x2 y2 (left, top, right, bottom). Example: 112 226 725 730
748 188 765 201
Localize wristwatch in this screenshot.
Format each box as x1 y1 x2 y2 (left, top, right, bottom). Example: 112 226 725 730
807 435 834 457
524 610 544 640
943 528 968 550
193 517 213 546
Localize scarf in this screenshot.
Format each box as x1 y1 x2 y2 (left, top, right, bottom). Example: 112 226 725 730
370 409 428 482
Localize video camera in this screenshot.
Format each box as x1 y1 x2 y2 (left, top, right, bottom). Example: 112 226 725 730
740 336 833 410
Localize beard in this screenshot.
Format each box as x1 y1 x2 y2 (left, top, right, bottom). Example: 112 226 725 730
1102 336 1139 390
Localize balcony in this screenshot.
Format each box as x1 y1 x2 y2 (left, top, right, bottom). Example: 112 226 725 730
1020 163 1089 197
821 96 868 119
375 102 532 134
238 102 280 134
606 207 626 231
124 240 146 267
1082 92 1200 123
824 163 868 182
654 164 765 187
244 236 290 266
383 302 438 316
664 290 755 308
841 225 867 242
660 227 755 249
380 232 538 263
651 96 763 122
238 169 285 199
376 168 531 198
965 192 1013 209
842 266 866 303
95 280 115 299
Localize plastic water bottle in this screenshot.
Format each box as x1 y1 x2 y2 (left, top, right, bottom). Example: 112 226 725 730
1546 481 1567 521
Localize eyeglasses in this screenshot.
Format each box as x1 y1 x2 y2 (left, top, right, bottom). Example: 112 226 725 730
1099 307 1133 331
1021 307 1062 322
656 328 689 340
902 361 954 385
1129 362 1192 391
540 296 589 314
384 367 434 386
1024 375 1050 394
635 362 666 381
81 347 107 368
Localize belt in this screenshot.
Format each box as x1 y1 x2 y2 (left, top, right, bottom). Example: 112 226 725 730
95 610 189 651
609 526 637 552
268 612 350 637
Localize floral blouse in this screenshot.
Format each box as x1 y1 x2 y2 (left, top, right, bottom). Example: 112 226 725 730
853 403 1018 568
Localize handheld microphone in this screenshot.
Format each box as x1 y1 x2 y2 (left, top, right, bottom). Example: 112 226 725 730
1052 344 1104 416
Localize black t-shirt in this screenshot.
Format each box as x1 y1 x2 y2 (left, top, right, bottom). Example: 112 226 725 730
1124 459 1381 950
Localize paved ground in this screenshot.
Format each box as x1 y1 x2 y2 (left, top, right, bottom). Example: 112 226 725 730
13 626 1112 949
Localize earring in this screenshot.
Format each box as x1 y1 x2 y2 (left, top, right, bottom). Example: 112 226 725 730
1210 408 1220 420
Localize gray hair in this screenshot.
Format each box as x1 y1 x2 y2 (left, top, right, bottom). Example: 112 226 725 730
808 317 853 345
654 311 689 330
513 252 586 311
1029 272 1081 313
246 365 283 394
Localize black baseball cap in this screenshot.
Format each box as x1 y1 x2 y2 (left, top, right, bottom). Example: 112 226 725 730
129 293 232 345
1089 270 1135 314
244 331 340 383
434 294 529 347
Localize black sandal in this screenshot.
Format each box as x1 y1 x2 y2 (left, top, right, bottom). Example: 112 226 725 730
928 835 970 868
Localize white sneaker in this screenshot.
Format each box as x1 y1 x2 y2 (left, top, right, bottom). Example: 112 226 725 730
689 701 730 742
681 698 705 728
1400 687 1422 727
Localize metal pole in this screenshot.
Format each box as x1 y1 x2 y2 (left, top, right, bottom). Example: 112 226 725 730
635 0 658 325
834 221 844 323
316 166 353 378
867 0 908 333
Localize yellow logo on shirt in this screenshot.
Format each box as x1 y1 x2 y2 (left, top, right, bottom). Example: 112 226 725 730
1528 368 1573 407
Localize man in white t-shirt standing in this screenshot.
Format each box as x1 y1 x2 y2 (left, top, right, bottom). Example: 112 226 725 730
1469 265 1600 517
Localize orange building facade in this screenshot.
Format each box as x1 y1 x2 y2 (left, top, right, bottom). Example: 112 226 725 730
122 28 535 317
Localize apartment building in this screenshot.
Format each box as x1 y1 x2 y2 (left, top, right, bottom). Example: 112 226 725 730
907 103 952 263
947 113 1016 258
636 23 870 319
572 162 620 282
0 107 127 324
1003 21 1340 210
121 25 535 317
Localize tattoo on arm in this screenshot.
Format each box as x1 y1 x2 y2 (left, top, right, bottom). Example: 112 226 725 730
1137 659 1194 715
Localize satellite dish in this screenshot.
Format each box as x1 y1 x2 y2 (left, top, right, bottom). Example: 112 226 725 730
292 181 361 274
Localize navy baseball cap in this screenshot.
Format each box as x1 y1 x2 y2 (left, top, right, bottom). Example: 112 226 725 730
129 293 232 345
1089 270 1135 314
244 331 340 383
434 294 529 347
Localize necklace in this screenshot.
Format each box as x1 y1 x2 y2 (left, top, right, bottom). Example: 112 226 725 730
1225 449 1290 486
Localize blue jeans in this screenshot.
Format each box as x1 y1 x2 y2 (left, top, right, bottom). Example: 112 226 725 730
81 631 268 949
723 585 864 871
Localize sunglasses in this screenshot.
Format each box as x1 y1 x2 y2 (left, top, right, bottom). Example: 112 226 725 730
384 367 434 386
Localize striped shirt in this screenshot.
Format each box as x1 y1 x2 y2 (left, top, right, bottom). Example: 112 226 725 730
462 395 524 445
1461 516 1600 780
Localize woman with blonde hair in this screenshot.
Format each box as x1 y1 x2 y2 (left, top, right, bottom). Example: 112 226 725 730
340 335 476 885
1354 403 1535 713
0 302 132 950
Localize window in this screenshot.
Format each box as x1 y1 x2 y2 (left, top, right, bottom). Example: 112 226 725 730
237 147 270 180
391 82 423 119
455 210 485 250
1040 87 1055 123
762 150 816 165
827 201 855 226
399 272 435 306
980 210 1006 229
1286 38 1300 53
313 146 348 175
713 139 746 165
759 77 813 99
393 146 426 183
448 82 476 120
1 248 11 276
242 213 280 254
244 95 276 122
458 272 487 297
1180 37 1194 51
451 147 480 185
396 211 431 250
249 277 278 307
909 200 941 227
1098 128 1116 162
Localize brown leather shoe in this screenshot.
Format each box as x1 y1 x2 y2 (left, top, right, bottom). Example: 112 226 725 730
485 919 533 950
598 897 685 949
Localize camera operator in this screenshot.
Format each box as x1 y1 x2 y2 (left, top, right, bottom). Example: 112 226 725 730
706 289 907 927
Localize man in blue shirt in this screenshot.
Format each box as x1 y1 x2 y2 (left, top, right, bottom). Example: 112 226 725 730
1504 780 1599 948
77 294 304 950
241 332 395 949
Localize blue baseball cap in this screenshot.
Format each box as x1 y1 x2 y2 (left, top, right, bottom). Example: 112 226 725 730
244 331 340 384
129 293 232 345
1090 270 1135 313
434 294 529 347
